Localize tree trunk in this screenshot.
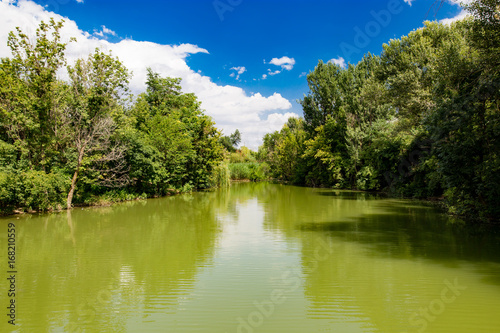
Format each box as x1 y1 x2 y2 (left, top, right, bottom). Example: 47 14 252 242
66 147 85 210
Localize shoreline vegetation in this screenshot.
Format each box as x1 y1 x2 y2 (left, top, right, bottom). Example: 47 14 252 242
1 0 498 224
0 19 230 216
256 1 499 224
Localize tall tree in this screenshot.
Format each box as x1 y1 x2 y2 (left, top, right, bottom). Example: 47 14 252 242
0 18 70 169
65 49 130 208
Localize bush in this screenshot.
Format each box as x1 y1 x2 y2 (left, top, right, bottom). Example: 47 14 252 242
229 147 257 164
81 189 148 206
229 162 268 181
0 169 70 213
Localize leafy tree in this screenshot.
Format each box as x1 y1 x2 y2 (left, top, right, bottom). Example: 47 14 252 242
126 69 224 195
300 60 348 134
0 18 70 170
220 129 241 152
258 117 306 182
261 4 499 222
65 49 131 208
230 129 241 147
426 1 500 221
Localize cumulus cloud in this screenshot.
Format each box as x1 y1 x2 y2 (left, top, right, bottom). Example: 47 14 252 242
438 0 474 24
223 112 298 149
94 25 116 37
439 10 469 24
268 56 295 71
329 56 347 68
0 0 296 150
230 66 246 80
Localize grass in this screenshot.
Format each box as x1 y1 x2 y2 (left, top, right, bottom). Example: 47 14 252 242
228 162 268 181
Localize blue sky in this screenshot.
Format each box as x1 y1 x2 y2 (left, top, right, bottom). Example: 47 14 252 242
0 0 466 149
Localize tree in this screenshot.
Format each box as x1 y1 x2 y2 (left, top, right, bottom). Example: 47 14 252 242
126 69 224 194
300 60 347 134
230 129 241 147
0 18 70 170
65 49 131 208
258 118 306 182
220 129 241 152
427 1 500 221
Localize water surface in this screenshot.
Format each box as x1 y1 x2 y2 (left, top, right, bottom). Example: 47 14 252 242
1 182 500 332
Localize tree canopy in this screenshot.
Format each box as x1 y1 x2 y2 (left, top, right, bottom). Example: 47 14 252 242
259 0 500 223
0 20 226 213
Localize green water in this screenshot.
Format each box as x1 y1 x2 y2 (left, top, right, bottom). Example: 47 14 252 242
1 182 500 333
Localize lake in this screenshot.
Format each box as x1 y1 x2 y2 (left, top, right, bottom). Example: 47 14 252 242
1 182 500 332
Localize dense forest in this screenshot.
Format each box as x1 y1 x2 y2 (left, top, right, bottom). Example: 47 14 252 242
258 0 499 223
0 19 229 213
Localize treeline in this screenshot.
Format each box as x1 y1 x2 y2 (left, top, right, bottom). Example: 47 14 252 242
258 0 499 223
0 19 228 213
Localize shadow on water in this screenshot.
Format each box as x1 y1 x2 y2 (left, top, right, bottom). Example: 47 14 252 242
298 192 500 286
315 189 388 200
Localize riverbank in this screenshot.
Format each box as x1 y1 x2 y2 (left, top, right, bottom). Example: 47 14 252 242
0 186 197 217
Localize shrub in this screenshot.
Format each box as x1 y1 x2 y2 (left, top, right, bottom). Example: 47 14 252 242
0 169 70 213
229 162 268 181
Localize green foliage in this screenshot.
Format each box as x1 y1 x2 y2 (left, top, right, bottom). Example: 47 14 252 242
228 162 267 181
0 21 225 213
261 3 500 223
258 117 307 183
123 68 224 196
229 146 257 163
1 18 69 170
0 169 69 213
220 129 241 152
209 162 231 188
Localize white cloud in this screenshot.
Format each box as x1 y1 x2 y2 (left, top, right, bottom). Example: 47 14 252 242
439 0 473 24
448 0 475 5
94 25 116 38
230 66 246 80
439 10 469 24
268 56 295 71
0 0 294 150
404 0 473 8
268 69 281 76
299 72 307 78
262 74 268 80
329 56 347 69
76 0 84 3
225 112 299 149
